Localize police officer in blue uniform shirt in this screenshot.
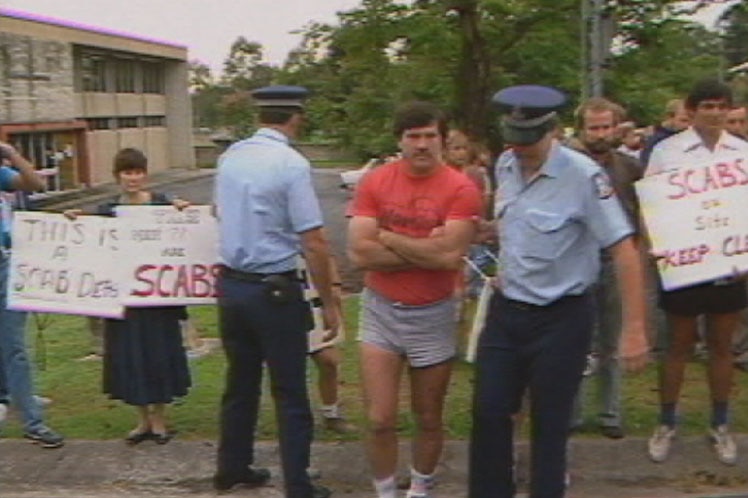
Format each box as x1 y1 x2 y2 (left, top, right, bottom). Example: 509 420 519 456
213 85 338 498
468 85 649 498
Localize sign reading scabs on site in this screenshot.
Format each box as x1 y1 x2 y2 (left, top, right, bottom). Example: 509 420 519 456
116 205 219 306
635 157 748 291
8 212 125 318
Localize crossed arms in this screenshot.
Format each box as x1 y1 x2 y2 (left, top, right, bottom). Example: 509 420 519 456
347 216 475 272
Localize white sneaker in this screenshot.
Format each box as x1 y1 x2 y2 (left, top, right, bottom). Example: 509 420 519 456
648 425 676 462
709 425 737 465
582 353 599 377
34 395 52 407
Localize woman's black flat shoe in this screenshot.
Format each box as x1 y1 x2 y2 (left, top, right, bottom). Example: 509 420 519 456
125 430 152 445
151 431 175 445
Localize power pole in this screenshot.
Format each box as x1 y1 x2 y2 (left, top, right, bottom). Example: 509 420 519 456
581 0 615 99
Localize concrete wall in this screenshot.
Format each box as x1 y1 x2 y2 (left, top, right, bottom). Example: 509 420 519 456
0 10 185 61
0 32 75 123
164 61 194 169
74 93 167 117
87 130 118 185
1 9 194 186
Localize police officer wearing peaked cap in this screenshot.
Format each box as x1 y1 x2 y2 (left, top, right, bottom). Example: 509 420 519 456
493 84 567 146
469 85 649 498
213 84 338 498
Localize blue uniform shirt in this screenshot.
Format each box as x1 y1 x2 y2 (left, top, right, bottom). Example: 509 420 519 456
495 141 633 305
214 128 324 273
0 166 19 249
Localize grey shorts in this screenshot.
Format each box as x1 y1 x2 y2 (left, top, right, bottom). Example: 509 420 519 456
358 288 458 368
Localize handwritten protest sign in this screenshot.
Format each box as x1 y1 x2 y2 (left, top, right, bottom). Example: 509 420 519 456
635 158 748 290
8 212 125 318
116 205 219 306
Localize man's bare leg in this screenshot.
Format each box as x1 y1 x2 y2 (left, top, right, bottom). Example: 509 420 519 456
360 342 404 480
312 346 341 406
659 314 699 406
409 360 453 474
705 313 739 419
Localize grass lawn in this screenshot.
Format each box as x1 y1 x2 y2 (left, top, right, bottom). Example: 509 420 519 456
4 296 748 441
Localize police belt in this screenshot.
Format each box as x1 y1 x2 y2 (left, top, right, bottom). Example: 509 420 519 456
220 265 298 283
502 291 589 311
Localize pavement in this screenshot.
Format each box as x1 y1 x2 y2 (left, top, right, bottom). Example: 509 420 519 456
2 437 748 497
6 168 748 498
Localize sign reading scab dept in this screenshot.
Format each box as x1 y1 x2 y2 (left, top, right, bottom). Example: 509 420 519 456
8 212 125 318
636 157 748 291
7 207 220 317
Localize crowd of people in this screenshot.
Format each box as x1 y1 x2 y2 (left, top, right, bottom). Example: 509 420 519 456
0 75 747 498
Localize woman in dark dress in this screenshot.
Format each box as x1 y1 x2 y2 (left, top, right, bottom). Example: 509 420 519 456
67 148 191 444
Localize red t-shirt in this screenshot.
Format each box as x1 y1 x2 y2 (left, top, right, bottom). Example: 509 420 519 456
352 160 482 304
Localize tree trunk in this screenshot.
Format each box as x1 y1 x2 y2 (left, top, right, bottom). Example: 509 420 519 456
451 0 492 142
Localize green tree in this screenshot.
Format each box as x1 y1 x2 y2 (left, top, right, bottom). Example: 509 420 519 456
276 0 720 153
720 0 748 68
188 60 214 91
210 38 280 137
189 60 229 129
221 37 275 90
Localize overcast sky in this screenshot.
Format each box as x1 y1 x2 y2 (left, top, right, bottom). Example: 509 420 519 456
3 0 736 76
2 0 362 74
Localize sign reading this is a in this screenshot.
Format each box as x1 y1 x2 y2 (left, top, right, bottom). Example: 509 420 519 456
8 212 125 318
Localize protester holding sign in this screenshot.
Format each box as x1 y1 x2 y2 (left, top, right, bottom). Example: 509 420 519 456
644 79 747 466
65 148 191 445
0 141 63 449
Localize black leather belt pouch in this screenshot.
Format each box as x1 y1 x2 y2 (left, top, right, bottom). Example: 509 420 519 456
263 274 296 304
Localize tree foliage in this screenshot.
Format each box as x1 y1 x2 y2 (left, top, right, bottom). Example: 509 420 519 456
190 37 280 137
192 1 736 155
720 0 748 68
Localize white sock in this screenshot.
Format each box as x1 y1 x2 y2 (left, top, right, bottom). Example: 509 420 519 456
373 475 397 498
320 403 340 419
407 467 435 497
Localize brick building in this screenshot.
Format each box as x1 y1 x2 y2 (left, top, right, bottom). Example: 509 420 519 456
0 8 193 191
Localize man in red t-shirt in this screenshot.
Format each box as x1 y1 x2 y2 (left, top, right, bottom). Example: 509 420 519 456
348 102 481 498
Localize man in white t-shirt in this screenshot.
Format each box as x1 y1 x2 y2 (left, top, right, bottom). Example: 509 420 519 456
644 78 748 466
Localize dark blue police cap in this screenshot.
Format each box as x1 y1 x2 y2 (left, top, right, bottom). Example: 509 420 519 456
251 85 310 108
492 85 567 145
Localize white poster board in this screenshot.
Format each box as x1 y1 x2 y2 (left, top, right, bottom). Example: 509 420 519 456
297 257 342 353
7 212 125 318
635 162 748 290
116 205 220 306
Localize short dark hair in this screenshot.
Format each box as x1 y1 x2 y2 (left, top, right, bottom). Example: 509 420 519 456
112 148 147 176
685 78 733 110
259 106 303 125
392 101 448 139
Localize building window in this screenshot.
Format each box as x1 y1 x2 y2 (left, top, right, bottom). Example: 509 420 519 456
116 117 139 128
143 116 166 127
87 118 112 130
142 61 165 94
79 51 107 92
114 58 136 93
